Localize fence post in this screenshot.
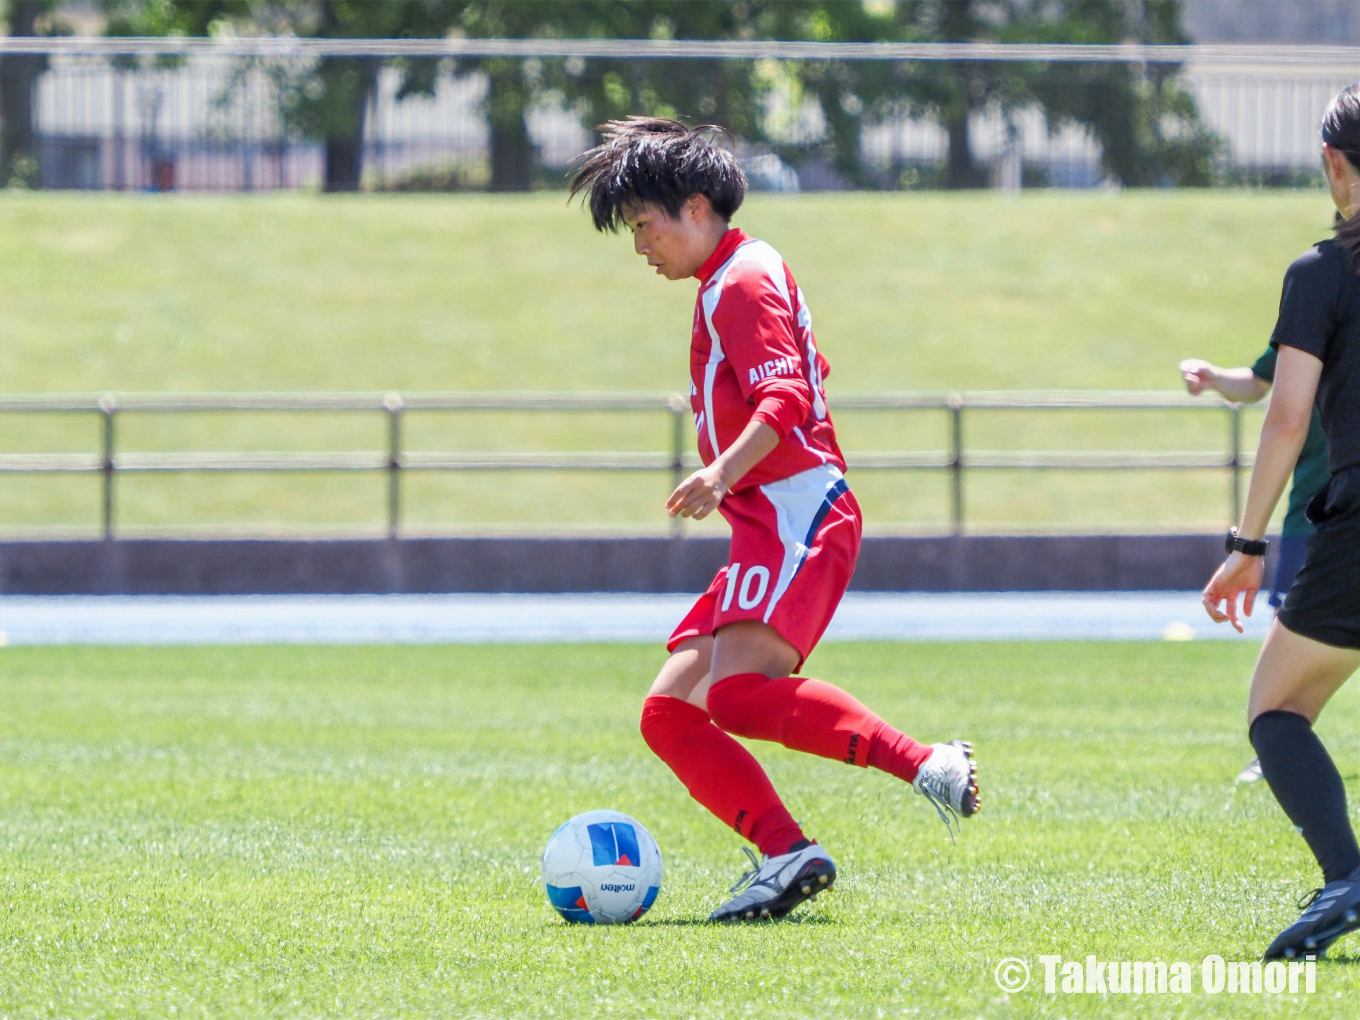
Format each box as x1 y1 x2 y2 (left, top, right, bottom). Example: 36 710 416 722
948 393 964 535
668 394 686 537
1229 402 1242 525
99 394 117 540
384 393 403 539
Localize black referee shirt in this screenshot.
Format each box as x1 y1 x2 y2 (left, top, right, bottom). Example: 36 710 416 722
1270 238 1360 474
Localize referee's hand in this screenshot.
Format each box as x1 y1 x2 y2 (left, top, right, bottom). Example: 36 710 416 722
1202 551 1264 633
1179 358 1216 396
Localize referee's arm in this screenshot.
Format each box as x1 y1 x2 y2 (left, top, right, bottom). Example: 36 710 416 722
1203 346 1321 630
1240 347 1323 542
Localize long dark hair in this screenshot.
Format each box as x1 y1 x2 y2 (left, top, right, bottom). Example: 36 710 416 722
1323 83 1360 271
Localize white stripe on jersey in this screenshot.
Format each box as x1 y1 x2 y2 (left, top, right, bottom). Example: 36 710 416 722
791 425 829 464
699 239 826 456
737 240 794 312
794 287 828 420
700 239 776 456
759 463 847 623
700 273 730 457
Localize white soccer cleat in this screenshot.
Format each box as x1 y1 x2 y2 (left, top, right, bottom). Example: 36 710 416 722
709 843 837 922
913 740 980 840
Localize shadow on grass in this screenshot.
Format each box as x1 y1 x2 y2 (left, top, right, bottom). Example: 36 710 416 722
1322 952 1360 964
637 915 836 928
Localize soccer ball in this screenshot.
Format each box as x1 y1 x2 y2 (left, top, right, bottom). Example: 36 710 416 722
541 810 663 924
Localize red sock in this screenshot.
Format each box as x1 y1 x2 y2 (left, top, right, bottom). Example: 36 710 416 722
640 695 806 858
708 673 932 782
866 719 933 783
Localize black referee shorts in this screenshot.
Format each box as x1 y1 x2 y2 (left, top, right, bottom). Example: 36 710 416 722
1278 466 1360 650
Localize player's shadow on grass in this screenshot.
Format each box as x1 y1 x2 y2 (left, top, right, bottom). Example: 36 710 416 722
638 916 836 927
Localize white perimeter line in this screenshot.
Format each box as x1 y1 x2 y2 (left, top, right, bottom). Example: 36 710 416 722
0 592 1272 646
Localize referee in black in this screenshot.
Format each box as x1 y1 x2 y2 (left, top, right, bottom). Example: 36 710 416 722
1204 82 1360 960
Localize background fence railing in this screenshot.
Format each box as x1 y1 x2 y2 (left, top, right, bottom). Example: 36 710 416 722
0 38 1356 192
0 391 1255 539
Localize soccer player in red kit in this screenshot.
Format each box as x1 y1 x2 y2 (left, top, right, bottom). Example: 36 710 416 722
570 119 980 922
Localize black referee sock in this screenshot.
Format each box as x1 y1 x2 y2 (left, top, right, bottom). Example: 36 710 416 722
1250 709 1360 884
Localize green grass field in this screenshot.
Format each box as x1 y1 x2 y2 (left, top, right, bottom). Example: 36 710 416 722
0 190 1329 535
3 641 1359 1018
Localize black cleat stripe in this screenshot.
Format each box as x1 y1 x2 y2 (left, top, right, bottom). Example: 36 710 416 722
766 860 837 920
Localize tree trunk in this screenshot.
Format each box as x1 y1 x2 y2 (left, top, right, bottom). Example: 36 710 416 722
940 0 979 190
323 132 363 192
945 104 977 189
321 57 378 193
486 61 533 192
0 1 46 187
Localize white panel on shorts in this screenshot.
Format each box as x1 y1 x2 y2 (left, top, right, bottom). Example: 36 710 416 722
758 463 847 623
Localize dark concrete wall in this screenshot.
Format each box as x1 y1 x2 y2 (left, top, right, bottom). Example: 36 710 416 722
0 534 1241 595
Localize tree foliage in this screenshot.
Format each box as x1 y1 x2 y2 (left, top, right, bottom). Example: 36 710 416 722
766 0 1219 188
449 0 1217 191
106 1 462 190
1021 1 1220 186
8 0 1219 191
1 0 62 186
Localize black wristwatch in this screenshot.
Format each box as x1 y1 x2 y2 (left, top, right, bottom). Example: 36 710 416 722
1225 528 1269 557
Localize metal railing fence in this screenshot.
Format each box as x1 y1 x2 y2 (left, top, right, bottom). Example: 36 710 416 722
0 390 1253 539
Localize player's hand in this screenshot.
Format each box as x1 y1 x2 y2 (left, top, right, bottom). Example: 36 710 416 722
1179 358 1215 397
666 465 728 520
1202 551 1264 633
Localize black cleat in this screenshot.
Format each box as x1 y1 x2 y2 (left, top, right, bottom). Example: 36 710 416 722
1264 867 1360 961
709 843 837 922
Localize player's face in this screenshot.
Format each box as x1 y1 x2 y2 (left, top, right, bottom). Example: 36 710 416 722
623 201 708 280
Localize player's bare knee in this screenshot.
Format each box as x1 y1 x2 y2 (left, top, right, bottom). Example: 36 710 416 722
647 637 713 701
711 620 799 683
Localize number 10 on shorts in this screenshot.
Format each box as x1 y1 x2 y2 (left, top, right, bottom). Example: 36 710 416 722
721 563 771 612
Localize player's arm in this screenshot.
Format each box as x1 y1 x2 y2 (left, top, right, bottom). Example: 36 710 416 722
667 420 779 520
1179 359 1271 403
668 264 812 520
1202 345 1322 630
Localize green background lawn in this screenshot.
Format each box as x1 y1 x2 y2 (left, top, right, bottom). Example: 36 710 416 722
1 641 1358 1018
0 190 1328 535
0 190 1331 392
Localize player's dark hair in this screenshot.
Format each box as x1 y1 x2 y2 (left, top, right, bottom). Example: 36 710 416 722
1323 82 1360 272
568 117 746 233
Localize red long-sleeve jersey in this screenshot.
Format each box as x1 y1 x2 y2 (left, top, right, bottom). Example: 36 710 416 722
689 228 846 491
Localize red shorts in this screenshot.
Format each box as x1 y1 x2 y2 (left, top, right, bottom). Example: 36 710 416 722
668 464 861 671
